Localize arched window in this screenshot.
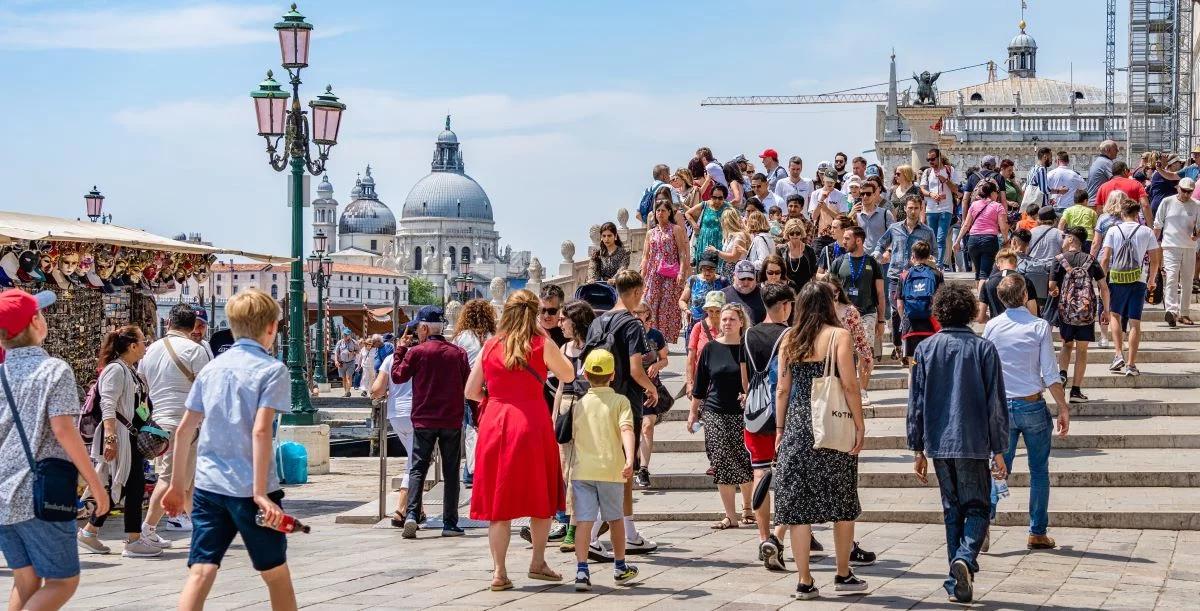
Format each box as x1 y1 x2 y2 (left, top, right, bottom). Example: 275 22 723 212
270 285 278 299
414 247 423 271
1074 91 1085 100
449 247 457 270
970 92 983 102
461 247 471 263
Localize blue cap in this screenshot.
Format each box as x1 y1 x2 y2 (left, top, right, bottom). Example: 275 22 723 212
414 305 445 324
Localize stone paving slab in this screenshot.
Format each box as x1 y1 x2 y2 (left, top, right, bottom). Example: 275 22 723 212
866 362 1200 391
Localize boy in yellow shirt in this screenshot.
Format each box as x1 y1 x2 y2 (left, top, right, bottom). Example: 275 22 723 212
1059 190 1099 251
572 349 638 591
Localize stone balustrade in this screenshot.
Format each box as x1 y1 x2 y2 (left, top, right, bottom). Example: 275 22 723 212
541 207 647 297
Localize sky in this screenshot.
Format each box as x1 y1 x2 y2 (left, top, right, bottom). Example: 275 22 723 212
0 0 1127 268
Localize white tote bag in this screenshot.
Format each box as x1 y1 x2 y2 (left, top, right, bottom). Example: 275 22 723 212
810 330 856 452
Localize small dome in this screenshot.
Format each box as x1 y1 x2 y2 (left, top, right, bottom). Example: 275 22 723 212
317 174 333 195
437 114 458 144
1009 21 1036 49
350 176 362 198
338 199 396 235
361 165 375 186
402 173 492 221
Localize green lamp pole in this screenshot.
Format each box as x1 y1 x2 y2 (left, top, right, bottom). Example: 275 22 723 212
251 4 346 425
307 229 332 385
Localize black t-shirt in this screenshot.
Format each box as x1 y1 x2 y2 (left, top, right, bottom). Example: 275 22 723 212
210 329 235 356
642 327 666 379
745 323 787 374
779 244 817 295
693 341 745 415
547 326 568 348
1051 251 1104 285
979 269 1039 319
586 310 648 413
831 253 884 316
721 285 766 325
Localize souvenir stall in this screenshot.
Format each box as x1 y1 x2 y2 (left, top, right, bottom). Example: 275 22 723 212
0 211 288 393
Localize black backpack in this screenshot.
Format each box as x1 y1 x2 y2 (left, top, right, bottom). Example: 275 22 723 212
583 311 638 394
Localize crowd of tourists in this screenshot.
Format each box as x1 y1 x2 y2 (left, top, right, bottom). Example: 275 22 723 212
0 140 1196 608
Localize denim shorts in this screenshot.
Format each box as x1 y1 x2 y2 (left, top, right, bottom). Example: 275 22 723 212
572 480 624 523
0 518 79 579
189 488 287 572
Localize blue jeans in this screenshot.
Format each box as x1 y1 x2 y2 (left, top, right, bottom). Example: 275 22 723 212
990 397 1052 535
0 518 79 580
926 212 953 267
933 458 990 596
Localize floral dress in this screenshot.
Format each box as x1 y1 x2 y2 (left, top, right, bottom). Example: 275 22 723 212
836 303 873 368
692 202 730 266
643 225 684 343
774 360 861 525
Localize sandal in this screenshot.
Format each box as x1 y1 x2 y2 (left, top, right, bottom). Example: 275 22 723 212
741 509 757 525
527 566 562 582
710 517 739 530
489 578 513 592
390 510 405 528
1181 316 1195 326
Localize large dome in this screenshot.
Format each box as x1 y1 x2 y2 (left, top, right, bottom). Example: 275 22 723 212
402 172 493 220
338 198 396 235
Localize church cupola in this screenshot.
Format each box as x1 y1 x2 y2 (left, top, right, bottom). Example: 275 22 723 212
1007 19 1037 78
432 115 464 173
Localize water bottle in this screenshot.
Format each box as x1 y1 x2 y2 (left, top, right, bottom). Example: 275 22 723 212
690 421 703 434
991 459 1010 499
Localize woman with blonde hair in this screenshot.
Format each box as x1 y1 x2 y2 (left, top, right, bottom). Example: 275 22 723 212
889 164 921 218
779 218 818 296
467 290 576 590
709 208 749 282
686 303 753 529
745 211 775 271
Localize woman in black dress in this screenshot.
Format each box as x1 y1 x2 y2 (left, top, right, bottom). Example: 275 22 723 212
773 283 867 599
687 303 752 529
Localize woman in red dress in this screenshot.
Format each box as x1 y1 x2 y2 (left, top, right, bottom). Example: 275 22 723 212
467 289 576 591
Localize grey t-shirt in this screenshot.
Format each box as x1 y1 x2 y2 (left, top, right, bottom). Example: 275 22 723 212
1028 225 1064 261
0 347 81 525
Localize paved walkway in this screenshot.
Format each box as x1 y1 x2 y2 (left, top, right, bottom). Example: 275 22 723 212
4 459 1196 610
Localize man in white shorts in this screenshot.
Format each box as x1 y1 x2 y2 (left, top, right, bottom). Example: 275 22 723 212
371 323 415 527
139 303 211 539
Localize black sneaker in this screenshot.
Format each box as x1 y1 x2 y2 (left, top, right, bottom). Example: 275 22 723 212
762 536 787 571
1070 388 1088 403
518 526 533 544
849 542 877 566
793 581 819 600
548 522 567 542
574 570 592 592
634 468 651 488
613 564 639 584
809 534 824 552
587 541 614 563
834 571 868 592
950 558 973 603
441 526 465 537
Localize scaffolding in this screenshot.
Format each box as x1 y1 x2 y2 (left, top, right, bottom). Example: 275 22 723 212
1127 0 1194 158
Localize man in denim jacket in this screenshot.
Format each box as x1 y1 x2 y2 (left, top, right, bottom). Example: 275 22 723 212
907 283 1009 604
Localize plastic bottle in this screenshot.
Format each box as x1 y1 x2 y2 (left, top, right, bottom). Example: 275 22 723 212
690 421 703 434
255 510 311 534
991 459 1010 499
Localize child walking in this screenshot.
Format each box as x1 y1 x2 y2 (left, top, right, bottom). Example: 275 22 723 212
571 349 639 591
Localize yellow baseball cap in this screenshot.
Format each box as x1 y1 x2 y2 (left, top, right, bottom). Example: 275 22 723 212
583 349 615 376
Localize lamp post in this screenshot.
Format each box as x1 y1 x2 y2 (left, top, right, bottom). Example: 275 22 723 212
307 229 333 385
251 3 346 425
84 187 112 224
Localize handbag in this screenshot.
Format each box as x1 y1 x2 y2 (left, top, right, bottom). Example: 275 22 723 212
0 366 80 522
554 393 576 444
657 260 681 279
809 331 856 453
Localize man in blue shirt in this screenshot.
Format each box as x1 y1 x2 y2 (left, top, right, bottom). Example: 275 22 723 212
874 196 936 356
982 275 1070 551
163 288 296 610
908 284 1009 604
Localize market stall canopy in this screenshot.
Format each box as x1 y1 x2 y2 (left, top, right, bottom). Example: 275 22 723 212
0 211 291 263
310 304 409 335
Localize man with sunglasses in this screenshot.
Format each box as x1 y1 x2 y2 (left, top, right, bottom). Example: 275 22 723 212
918 148 961 270
853 179 895 255
1153 178 1200 327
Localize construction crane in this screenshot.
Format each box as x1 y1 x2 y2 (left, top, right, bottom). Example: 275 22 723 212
700 62 991 107
1105 0 1116 138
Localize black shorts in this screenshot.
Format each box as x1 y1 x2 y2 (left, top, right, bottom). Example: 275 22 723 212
1059 323 1096 343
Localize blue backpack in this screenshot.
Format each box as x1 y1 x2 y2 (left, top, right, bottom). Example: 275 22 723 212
901 264 938 319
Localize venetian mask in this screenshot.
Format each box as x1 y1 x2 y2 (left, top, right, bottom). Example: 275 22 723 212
38 253 53 275
59 251 81 276
79 254 95 275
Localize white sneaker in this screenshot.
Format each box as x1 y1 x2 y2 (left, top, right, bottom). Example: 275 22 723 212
140 525 173 549
860 389 872 407
122 538 164 558
1097 335 1109 349
161 513 193 532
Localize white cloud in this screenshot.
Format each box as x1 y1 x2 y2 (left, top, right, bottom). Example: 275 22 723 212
0 4 345 51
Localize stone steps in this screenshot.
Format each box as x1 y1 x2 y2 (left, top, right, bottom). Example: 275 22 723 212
628 487 1200 530
639 448 1200 489
865 362 1200 391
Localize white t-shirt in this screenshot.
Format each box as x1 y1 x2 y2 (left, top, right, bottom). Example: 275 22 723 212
1153 196 1200 249
808 187 847 215
452 331 486 368
774 176 813 205
706 161 728 189
920 166 961 214
1046 166 1087 211
755 191 785 212
378 354 413 419
1102 221 1160 283
138 331 211 427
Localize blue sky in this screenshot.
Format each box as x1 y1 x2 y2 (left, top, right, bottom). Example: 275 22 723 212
0 0 1124 266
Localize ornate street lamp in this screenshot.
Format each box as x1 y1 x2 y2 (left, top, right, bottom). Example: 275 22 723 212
84 186 110 224
307 229 332 385
251 3 347 424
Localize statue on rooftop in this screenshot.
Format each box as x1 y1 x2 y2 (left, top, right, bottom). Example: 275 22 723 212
912 70 942 106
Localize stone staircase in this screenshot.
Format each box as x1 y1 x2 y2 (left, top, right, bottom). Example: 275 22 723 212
634 273 1200 531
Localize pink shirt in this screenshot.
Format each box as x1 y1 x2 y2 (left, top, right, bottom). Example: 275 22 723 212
967 199 1005 235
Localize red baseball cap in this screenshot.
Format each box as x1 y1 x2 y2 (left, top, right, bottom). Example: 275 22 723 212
0 289 55 339
759 148 779 160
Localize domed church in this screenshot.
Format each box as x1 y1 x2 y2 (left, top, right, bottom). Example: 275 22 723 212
315 116 531 302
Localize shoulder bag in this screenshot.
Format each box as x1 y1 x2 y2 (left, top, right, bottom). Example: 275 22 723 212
162 336 196 383
0 365 79 522
809 330 856 453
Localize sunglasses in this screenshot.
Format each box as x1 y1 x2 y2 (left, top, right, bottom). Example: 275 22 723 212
540 307 559 316
766 269 782 275
1182 188 1194 194
787 232 802 237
